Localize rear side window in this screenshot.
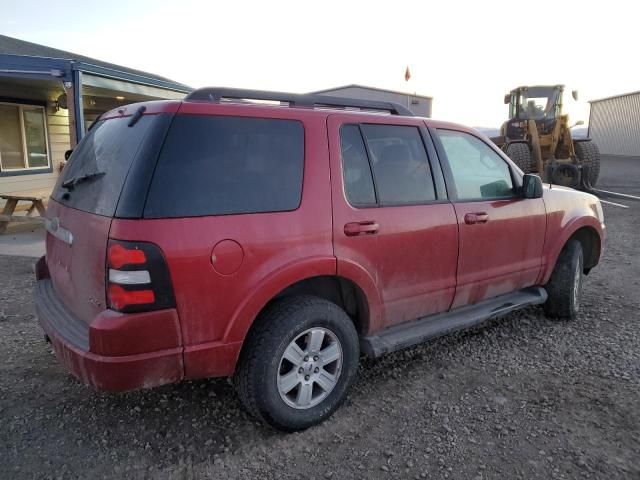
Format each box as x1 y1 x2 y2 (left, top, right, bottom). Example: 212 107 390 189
51 115 157 216
361 124 436 205
144 116 304 218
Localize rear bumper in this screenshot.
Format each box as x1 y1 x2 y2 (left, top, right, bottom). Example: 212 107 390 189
34 275 184 392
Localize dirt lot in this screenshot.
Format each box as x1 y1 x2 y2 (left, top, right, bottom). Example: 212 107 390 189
1 157 638 480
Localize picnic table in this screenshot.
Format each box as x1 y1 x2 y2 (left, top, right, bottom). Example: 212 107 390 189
0 194 47 234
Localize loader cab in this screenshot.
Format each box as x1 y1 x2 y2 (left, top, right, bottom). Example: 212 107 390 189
507 86 563 121
503 85 564 139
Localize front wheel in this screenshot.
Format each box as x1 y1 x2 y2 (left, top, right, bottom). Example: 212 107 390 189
235 296 360 431
505 142 534 173
544 240 584 319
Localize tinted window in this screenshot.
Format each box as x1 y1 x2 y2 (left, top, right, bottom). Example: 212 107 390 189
51 115 157 216
340 125 376 206
437 130 514 200
144 116 304 218
361 124 436 205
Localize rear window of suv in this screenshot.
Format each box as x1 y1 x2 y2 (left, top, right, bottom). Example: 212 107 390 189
51 115 158 216
144 115 304 218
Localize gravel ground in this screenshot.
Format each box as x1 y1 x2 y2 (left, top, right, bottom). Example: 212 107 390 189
1 158 639 479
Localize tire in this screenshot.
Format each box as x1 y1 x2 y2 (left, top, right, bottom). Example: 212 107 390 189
234 296 359 432
551 163 581 188
543 240 584 319
505 142 534 173
574 140 601 187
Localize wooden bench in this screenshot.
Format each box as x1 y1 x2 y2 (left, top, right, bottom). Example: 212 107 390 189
0 194 47 234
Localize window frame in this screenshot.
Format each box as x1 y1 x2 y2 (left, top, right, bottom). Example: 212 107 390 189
338 124 378 208
339 122 446 209
0 99 52 177
429 127 521 203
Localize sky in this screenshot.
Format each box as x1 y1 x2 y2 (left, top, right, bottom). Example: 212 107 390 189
2 0 638 127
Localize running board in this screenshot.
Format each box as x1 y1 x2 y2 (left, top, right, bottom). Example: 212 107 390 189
360 287 547 358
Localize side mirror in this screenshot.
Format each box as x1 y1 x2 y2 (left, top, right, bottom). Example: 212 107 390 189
64 149 73 161
572 90 579 101
521 174 543 199
504 94 511 105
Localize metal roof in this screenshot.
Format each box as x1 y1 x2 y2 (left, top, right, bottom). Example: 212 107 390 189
0 34 191 92
589 90 640 104
311 84 433 100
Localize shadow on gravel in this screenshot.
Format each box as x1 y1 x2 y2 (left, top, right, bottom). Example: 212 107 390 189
8 305 551 475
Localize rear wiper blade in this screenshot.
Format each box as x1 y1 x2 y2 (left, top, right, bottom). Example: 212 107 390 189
61 171 106 190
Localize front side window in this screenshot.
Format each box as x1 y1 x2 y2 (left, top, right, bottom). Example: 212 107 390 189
0 103 50 173
436 129 514 200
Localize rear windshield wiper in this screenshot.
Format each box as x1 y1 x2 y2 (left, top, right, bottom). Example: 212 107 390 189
61 171 106 191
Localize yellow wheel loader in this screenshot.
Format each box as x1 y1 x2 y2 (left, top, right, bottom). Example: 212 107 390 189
492 85 600 188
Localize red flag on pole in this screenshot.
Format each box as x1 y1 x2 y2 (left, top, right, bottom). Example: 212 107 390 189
404 66 411 82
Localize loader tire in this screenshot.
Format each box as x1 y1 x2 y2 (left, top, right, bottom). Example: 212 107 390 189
505 143 534 173
574 140 601 187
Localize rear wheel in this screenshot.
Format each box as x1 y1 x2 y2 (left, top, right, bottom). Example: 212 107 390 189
574 140 601 187
235 296 359 431
505 142 534 173
544 240 584 319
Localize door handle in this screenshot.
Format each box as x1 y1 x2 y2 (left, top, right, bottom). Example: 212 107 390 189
344 221 379 236
464 212 489 225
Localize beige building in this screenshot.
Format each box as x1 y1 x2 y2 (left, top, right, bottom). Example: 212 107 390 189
0 34 190 204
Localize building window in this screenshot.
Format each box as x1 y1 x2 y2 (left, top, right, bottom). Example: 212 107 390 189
0 102 50 173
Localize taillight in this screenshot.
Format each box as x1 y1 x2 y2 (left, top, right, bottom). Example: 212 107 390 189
106 240 175 313
108 243 147 269
108 284 155 310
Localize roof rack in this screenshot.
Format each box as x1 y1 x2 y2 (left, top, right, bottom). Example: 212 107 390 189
185 87 414 116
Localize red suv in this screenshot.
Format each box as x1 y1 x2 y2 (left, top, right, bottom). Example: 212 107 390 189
35 88 605 431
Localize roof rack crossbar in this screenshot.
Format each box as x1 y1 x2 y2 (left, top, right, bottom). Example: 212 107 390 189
185 87 414 116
